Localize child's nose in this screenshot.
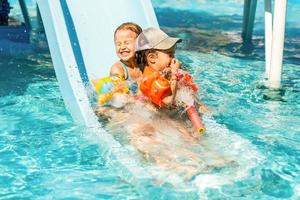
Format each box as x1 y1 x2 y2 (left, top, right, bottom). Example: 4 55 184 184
120 45 126 50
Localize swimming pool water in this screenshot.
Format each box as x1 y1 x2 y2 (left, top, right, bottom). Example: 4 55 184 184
1 0 300 199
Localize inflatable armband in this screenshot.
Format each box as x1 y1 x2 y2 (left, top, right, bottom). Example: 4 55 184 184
92 76 129 105
140 67 171 107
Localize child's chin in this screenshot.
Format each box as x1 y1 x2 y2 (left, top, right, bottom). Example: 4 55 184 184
120 55 133 62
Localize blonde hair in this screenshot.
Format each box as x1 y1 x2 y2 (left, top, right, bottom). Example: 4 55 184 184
114 22 142 39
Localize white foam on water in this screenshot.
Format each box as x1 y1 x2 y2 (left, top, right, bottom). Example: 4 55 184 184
175 86 195 107
97 98 264 194
110 93 129 108
193 116 264 196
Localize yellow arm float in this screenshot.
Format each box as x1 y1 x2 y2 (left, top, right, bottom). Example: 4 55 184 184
92 76 129 105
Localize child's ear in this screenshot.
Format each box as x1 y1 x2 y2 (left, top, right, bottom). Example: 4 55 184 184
147 52 157 64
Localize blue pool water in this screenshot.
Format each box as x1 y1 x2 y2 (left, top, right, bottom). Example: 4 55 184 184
1 0 300 199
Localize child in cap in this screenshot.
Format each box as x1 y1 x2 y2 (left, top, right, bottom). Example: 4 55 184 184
136 27 207 133
136 27 182 107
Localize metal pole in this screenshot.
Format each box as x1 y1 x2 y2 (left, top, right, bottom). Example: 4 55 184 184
264 0 272 77
36 3 44 33
242 0 251 39
268 0 287 89
18 0 31 30
244 0 257 42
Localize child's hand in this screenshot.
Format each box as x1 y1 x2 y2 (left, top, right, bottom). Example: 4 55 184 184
162 96 176 108
199 104 209 113
162 67 172 75
170 58 181 74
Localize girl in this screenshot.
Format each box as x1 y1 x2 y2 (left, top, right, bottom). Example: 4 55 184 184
110 22 142 94
135 27 182 107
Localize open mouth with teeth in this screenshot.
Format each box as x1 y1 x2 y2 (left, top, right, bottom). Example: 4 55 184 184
119 50 131 58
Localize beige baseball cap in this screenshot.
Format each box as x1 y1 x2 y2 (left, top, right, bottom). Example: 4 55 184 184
136 27 182 51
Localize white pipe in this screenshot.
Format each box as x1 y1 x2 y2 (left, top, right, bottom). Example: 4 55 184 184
268 0 287 89
264 0 272 77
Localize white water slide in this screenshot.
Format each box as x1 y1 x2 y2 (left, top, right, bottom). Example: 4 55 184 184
36 0 158 126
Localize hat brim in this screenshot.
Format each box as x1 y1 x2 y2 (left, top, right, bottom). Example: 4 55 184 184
153 37 182 50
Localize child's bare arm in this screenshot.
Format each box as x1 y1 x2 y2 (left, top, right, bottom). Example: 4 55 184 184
162 59 181 107
169 58 181 104
170 76 178 103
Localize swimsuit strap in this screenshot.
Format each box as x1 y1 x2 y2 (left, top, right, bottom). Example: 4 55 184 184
119 61 131 80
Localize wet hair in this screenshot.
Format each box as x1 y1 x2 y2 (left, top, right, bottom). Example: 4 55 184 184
114 22 142 39
136 49 157 72
136 51 146 72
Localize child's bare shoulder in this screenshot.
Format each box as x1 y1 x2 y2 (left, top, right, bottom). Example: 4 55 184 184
110 61 124 76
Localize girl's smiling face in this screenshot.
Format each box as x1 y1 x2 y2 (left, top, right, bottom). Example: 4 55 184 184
114 29 138 62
